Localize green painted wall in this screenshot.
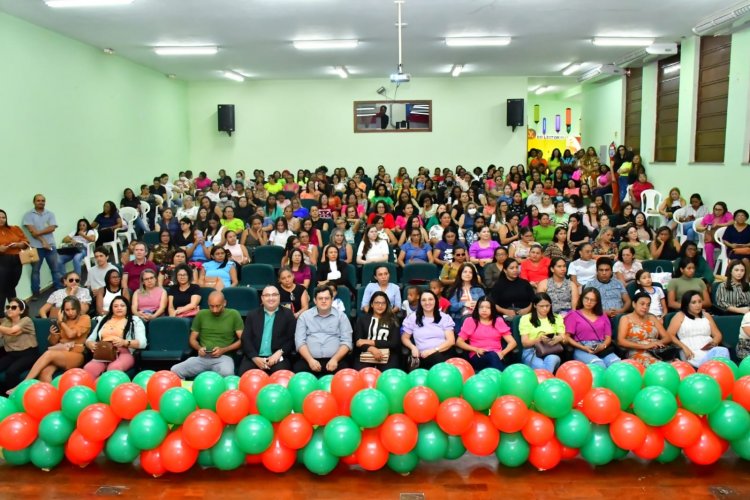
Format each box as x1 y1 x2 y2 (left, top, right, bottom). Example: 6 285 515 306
580 77 625 160
186 77 529 175
0 12 189 297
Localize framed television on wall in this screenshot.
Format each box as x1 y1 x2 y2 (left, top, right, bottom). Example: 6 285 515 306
353 100 432 133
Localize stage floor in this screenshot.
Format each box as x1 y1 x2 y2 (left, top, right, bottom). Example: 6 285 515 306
1 455 748 499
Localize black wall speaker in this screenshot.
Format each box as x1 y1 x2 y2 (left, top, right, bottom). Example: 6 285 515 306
218 104 235 136
506 99 524 131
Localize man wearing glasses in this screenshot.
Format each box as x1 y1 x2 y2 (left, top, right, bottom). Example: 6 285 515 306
294 286 353 375
238 285 296 374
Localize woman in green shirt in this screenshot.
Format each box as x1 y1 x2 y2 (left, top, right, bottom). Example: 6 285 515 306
519 293 566 373
369 184 394 207
667 258 712 311
674 241 715 285
619 226 651 261
533 213 556 246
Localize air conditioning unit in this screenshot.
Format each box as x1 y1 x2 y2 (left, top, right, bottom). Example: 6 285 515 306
693 0 750 35
614 43 679 68
577 64 626 83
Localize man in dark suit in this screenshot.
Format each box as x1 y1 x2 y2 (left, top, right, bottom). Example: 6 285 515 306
238 285 296 374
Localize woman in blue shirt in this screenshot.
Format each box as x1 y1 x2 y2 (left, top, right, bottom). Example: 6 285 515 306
398 229 434 267
447 263 486 330
201 246 237 288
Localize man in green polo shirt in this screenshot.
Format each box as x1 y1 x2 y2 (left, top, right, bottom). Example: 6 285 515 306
170 291 243 378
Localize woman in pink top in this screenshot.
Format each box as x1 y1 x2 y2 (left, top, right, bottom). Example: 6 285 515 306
696 201 734 270
564 287 621 367
469 227 500 272
131 269 167 322
456 297 517 372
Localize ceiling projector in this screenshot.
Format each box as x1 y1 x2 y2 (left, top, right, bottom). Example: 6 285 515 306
390 72 411 83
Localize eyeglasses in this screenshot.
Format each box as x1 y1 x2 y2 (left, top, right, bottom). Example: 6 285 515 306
262 293 280 298
454 252 466 257
371 301 387 306
5 305 20 310
582 296 597 303
67 278 80 283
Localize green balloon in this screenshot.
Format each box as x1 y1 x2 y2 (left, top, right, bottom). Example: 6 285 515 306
350 389 389 429
426 363 463 401
197 449 214 468
462 375 500 412
678 374 722 415
60 385 98 421
105 423 140 463
730 429 750 460
445 434 466 460
643 362 681 395
318 374 334 392
499 364 538 406
235 415 274 454
589 364 606 388
740 357 750 378
387 451 419 474
708 401 750 441
376 369 410 414
496 432 530 467
302 428 339 475
96 370 130 404
415 421 448 462
533 379 574 419
633 386 678 426
478 367 503 392
714 358 739 379
38 411 75 446
159 387 197 425
580 424 616 466
656 441 681 463
613 446 629 460
132 370 155 390
129 410 168 450
224 375 240 391
2 446 30 465
193 371 225 411
29 438 64 470
210 426 245 471
51 375 61 389
288 372 319 412
555 409 592 449
323 416 362 457
0 396 19 422
9 379 39 409
408 368 429 388
603 363 642 410
256 384 293 423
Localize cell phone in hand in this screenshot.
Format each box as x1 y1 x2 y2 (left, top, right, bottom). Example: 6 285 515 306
50 319 58 328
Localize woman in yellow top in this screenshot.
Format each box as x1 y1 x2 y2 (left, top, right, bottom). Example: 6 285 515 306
219 206 245 234
519 293 567 373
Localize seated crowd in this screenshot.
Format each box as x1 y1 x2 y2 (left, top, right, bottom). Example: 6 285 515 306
1 146 749 391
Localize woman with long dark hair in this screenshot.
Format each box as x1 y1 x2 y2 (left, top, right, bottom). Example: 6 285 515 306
92 200 123 245
401 290 456 369
564 287 621 367
519 293 566 373
666 291 730 368
715 260 750 315
456 296 516 372
353 292 402 371
447 264 485 330
0 209 29 317
58 218 96 276
0 298 38 393
202 246 238 288
94 268 130 315
490 258 536 319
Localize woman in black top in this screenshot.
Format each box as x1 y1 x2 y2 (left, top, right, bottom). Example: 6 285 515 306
317 245 356 295
167 264 201 318
567 213 590 250
490 258 536 319
278 267 309 319
353 292 402 371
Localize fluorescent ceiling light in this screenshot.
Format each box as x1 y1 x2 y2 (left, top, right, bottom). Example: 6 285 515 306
662 64 681 75
450 64 464 77
45 0 134 7
154 46 218 56
334 66 349 79
592 37 655 47
535 86 550 95
223 71 245 82
445 37 511 47
562 63 583 76
293 39 358 50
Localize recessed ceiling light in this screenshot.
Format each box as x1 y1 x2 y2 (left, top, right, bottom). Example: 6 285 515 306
445 37 511 47
153 46 218 56
592 37 655 47
562 63 583 76
223 71 245 82
334 66 349 79
450 64 464 77
45 0 134 7
293 39 359 50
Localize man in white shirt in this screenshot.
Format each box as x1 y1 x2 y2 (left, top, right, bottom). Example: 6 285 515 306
86 246 118 292
526 184 544 208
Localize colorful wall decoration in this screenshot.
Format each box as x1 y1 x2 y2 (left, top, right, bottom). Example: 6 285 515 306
527 96 582 161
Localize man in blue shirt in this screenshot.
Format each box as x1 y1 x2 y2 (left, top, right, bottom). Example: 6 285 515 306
588 258 632 318
239 285 296 374
22 194 63 298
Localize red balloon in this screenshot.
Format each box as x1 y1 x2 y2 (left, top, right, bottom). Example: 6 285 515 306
683 426 727 465
22 382 60 420
0 413 38 451
182 409 223 450
380 414 419 455
609 412 647 450
529 437 562 471
140 448 167 477
632 426 664 460
733 376 750 411
661 408 702 448
245 453 263 465
341 453 359 466
160 428 199 473
581 388 621 424
535 369 555 383
556 361 593 404
216 389 251 424
445 358 475 382
58 368 95 394
621 359 645 375
461 413 500 456
698 361 735 399
239 369 270 414
560 445 579 459
77 403 120 442
403 386 440 424
65 429 104 466
269 370 294 388
146 371 182 411
359 367 381 389
521 411 555 446
278 413 314 449
261 437 297 473
331 369 364 415
436 397 474 435
302 390 339 426
671 360 695 380
490 395 530 433
355 429 389 471
110 383 148 420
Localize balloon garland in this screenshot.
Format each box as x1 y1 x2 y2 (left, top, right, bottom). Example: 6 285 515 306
1 358 750 476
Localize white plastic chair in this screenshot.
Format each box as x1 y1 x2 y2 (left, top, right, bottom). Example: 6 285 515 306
640 189 663 230
675 221 688 245
114 207 139 251
83 229 99 274
693 219 706 258
139 200 151 229
713 226 729 275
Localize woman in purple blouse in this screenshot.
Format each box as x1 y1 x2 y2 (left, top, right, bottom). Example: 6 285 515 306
563 287 621 367
401 290 456 369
